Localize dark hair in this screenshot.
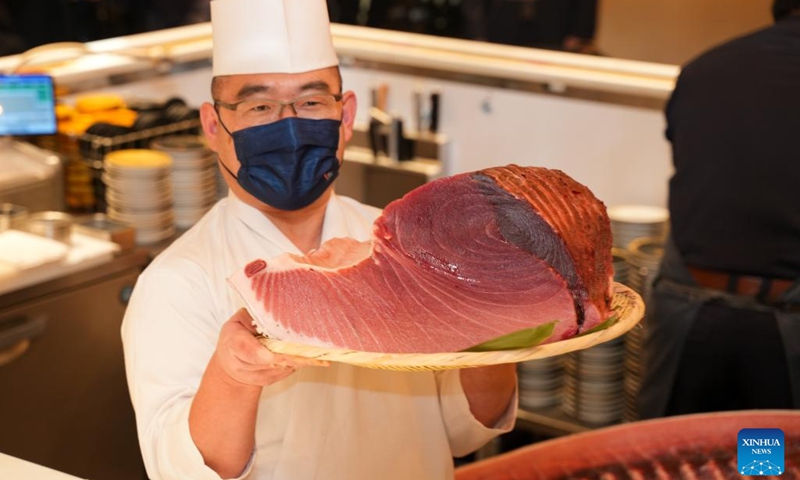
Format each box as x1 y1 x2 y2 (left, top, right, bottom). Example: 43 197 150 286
772 0 800 21
210 67 344 99
211 76 223 100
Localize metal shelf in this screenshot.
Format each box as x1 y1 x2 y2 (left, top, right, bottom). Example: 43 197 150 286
515 407 606 438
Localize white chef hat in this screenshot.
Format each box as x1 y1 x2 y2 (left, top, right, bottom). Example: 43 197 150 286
211 0 339 77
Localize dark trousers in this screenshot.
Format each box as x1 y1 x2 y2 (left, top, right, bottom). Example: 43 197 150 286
665 301 793 415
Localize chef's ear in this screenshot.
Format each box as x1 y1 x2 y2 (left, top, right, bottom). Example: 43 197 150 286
200 102 221 151
340 91 357 144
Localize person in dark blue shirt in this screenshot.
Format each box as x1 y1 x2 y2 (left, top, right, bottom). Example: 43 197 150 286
638 0 800 419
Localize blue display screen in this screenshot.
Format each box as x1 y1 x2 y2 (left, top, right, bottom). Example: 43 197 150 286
0 75 57 136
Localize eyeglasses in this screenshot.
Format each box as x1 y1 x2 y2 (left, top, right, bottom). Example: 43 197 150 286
214 93 343 127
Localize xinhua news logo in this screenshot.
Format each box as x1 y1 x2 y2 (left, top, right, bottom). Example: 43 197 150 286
738 428 785 476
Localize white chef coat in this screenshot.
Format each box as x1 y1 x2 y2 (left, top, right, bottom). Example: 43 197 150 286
121 191 517 480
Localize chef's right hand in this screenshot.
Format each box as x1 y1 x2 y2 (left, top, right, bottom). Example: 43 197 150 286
214 308 328 387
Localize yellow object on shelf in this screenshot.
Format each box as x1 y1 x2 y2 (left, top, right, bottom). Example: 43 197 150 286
57 114 96 136
55 104 76 121
75 93 126 113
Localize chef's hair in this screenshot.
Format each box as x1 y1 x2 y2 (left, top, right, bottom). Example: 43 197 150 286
210 69 344 100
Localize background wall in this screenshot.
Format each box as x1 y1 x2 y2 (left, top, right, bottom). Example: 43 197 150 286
596 0 773 65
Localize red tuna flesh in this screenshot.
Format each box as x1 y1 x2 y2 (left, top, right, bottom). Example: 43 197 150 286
229 165 613 354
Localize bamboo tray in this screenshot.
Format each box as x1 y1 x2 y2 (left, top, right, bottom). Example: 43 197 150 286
259 282 644 371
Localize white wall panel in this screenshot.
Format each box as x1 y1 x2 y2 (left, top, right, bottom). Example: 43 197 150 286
342 66 673 208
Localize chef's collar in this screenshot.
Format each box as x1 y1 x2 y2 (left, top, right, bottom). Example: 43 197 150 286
226 190 352 254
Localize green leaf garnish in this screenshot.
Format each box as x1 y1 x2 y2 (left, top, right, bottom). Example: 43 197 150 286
578 315 619 336
462 322 556 352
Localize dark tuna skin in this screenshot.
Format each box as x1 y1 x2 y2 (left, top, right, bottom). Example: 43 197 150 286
480 165 613 332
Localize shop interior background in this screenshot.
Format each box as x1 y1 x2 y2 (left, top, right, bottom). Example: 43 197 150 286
0 0 775 65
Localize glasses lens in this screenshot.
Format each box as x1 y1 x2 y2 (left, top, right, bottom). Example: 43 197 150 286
237 99 281 125
235 94 339 126
293 94 338 119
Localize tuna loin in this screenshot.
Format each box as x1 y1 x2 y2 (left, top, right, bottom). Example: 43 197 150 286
229 165 613 354
454 411 800 480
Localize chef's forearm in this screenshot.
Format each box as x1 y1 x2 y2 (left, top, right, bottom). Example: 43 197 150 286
459 364 517 428
189 352 262 478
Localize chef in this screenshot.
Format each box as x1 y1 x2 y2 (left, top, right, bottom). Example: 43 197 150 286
120 0 518 479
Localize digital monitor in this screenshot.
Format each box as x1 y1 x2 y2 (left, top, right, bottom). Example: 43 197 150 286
0 74 57 136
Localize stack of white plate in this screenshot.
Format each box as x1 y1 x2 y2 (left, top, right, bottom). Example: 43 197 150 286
563 337 626 426
152 135 219 229
103 149 175 245
562 257 629 426
607 205 669 250
622 236 665 422
612 247 629 285
622 324 645 423
626 237 665 302
517 356 564 410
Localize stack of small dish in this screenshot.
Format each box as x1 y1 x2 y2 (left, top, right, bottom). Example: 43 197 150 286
612 247 629 286
562 336 626 426
607 205 669 250
622 326 644 423
606 205 668 422
625 237 665 302
622 236 666 422
152 135 219 229
517 356 564 411
103 149 175 245
562 252 629 426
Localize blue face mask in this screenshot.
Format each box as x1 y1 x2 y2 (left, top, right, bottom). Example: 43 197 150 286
219 117 341 211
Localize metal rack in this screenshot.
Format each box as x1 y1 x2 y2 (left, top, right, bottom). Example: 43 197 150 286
57 118 201 213
516 407 591 437
79 118 201 162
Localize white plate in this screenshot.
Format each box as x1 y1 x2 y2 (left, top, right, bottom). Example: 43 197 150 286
106 190 173 210
175 203 215 216
105 165 171 180
108 208 174 228
102 173 172 192
173 193 218 208
171 155 217 170
107 201 174 215
136 226 177 245
171 180 217 193
172 170 218 185
607 205 669 224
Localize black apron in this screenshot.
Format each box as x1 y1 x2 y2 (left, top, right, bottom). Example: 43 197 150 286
636 238 800 419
